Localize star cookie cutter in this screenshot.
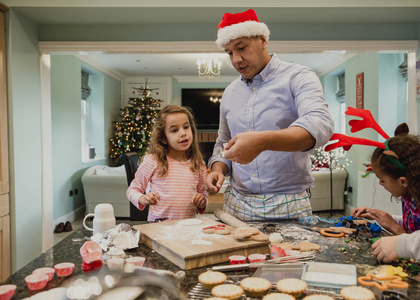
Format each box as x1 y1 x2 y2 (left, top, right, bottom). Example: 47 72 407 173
357 273 409 290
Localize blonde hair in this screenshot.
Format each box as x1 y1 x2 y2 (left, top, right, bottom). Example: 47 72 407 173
146 105 204 177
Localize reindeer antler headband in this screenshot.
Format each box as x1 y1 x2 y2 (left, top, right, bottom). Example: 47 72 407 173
325 107 406 170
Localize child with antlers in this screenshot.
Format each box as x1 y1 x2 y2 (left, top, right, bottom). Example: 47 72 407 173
326 107 420 262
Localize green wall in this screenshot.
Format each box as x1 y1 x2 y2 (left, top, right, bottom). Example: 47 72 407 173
8 9 42 271
51 55 121 221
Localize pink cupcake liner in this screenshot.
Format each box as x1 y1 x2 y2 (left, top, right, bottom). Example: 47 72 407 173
0 284 17 300
33 267 55 281
25 273 49 291
228 255 247 265
54 262 75 277
125 256 145 267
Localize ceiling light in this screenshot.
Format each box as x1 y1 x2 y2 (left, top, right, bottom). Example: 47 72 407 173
197 58 222 79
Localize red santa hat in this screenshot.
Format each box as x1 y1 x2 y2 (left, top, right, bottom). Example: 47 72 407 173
216 9 270 49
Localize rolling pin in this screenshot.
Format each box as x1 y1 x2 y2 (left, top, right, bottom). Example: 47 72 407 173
214 209 250 228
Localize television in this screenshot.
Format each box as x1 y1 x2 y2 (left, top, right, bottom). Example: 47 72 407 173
182 88 224 130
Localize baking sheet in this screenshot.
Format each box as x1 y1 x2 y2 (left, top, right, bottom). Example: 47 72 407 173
301 262 357 289
253 263 305 285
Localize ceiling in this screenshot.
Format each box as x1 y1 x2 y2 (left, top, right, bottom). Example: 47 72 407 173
11 1 418 78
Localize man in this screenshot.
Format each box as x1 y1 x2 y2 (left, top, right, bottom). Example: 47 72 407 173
206 9 334 221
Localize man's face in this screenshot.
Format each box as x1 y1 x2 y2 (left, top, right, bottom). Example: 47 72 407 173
224 36 269 80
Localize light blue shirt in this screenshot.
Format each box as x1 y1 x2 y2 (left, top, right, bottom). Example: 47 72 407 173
208 54 334 195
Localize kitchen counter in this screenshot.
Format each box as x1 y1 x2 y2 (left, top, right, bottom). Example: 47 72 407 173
3 219 420 299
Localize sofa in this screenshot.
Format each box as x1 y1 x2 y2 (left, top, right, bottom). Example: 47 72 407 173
81 165 130 217
310 169 348 211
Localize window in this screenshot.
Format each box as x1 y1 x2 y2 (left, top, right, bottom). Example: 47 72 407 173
81 71 94 162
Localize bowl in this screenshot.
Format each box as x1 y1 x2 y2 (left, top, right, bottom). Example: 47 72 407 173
0 284 17 300
54 262 75 277
228 255 247 265
125 257 145 267
107 257 125 270
33 267 55 281
248 253 266 263
25 273 49 290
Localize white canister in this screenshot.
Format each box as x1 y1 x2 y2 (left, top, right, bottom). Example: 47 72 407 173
83 203 116 235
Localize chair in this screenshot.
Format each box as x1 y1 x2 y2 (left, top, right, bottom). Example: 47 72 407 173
119 152 149 221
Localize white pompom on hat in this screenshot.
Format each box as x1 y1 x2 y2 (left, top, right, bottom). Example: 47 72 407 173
216 9 270 49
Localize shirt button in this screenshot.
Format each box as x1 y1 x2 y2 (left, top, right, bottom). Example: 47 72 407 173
253 87 256 91
248 129 252 131
252 174 256 177
249 107 252 110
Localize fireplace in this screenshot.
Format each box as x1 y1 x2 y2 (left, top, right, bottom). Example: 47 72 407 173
198 131 218 165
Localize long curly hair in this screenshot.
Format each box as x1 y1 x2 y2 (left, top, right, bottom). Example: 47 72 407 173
146 105 203 177
371 123 420 204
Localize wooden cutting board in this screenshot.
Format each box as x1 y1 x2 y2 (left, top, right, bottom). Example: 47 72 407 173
134 217 270 270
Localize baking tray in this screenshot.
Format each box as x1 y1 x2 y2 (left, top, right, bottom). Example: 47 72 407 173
253 263 305 285
301 262 357 289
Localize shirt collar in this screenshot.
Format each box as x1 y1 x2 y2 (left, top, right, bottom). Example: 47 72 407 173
241 54 280 84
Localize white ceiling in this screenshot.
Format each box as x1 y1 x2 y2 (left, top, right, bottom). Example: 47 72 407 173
11 1 417 78
77 51 351 78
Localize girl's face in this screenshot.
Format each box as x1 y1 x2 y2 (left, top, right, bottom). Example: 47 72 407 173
372 163 408 197
163 112 193 160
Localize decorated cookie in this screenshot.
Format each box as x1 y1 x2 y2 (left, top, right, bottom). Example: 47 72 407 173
211 284 243 300
303 295 335 300
340 286 375 300
240 277 271 297
198 271 227 290
276 278 307 298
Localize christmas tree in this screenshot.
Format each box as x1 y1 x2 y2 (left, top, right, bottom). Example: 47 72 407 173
109 81 162 163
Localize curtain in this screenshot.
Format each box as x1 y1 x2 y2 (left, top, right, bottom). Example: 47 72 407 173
81 71 92 100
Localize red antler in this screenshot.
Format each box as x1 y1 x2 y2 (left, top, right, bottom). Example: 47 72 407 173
346 107 390 140
325 133 385 152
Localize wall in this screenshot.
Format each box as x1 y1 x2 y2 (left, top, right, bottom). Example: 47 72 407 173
172 78 232 105
51 55 121 221
7 9 42 271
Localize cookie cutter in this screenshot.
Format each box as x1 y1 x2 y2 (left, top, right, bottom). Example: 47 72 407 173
302 226 345 238
358 273 409 291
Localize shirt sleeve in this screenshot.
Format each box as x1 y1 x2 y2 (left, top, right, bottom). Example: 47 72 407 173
126 155 156 210
392 215 403 226
289 67 335 150
197 164 209 214
397 232 420 261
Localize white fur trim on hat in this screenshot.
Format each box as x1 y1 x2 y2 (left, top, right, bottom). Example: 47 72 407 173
216 20 270 49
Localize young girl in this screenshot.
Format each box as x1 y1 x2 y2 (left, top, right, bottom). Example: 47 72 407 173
126 105 208 222
352 125 420 235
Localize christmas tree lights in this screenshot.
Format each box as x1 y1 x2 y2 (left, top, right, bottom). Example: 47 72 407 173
311 147 352 171
109 81 162 162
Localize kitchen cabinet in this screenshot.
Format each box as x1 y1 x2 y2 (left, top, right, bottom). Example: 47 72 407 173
0 5 10 281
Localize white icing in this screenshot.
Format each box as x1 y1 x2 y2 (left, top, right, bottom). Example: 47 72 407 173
178 218 203 226
269 232 284 244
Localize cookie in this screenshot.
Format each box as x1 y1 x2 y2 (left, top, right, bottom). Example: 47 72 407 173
233 228 253 240
211 284 244 300
198 271 227 290
276 278 307 298
303 295 335 300
273 242 293 250
263 293 296 300
240 277 271 297
251 232 270 241
292 241 322 252
340 286 375 300
214 227 231 235
202 228 215 234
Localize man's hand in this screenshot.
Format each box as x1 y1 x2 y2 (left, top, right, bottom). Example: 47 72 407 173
192 193 207 209
206 171 225 195
138 192 160 206
372 236 399 263
224 131 265 164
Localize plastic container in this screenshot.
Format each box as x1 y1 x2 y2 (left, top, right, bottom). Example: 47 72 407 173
228 255 246 265
248 253 266 263
0 284 17 300
33 267 55 281
107 257 125 270
54 262 75 277
125 257 145 267
24 273 49 290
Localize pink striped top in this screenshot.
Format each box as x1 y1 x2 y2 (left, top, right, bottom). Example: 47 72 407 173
126 154 208 222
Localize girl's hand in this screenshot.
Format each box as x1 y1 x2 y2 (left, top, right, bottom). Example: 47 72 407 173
353 208 405 235
372 236 399 263
138 192 160 206
192 193 206 209
351 206 370 218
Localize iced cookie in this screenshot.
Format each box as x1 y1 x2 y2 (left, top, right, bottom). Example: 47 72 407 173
263 293 296 300
340 286 375 300
276 278 307 298
198 271 227 290
240 277 271 297
211 284 243 300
